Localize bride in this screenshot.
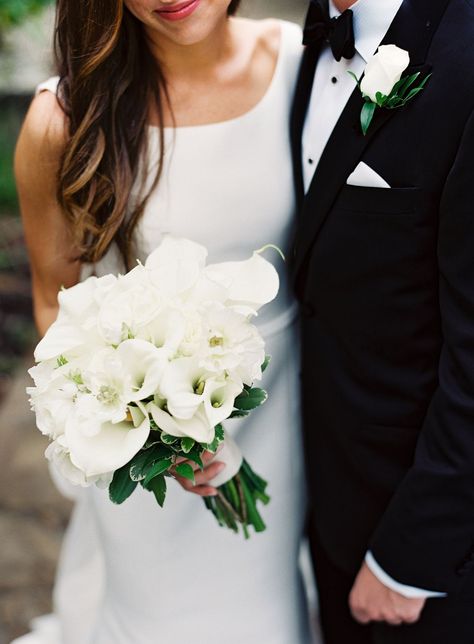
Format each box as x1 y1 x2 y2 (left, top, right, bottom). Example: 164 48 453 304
14 1 312 642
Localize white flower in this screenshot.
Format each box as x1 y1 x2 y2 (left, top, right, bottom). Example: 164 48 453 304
199 305 265 385
27 361 79 439
34 317 103 363
97 266 163 345
158 358 206 420
146 236 208 299
203 377 243 427
65 403 151 477
204 250 280 316
115 339 167 402
45 438 113 488
361 45 410 103
148 400 215 444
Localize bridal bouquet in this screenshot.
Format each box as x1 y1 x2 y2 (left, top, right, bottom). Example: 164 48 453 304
27 237 279 537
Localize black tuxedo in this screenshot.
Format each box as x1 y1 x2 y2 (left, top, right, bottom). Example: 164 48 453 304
292 0 474 640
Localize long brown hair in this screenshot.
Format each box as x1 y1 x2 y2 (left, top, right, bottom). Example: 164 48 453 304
54 0 241 270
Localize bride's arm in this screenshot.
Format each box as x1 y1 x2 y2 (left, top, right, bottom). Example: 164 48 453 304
15 90 81 337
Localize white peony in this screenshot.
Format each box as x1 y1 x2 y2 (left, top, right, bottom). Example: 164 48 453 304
198 305 265 385
361 45 410 103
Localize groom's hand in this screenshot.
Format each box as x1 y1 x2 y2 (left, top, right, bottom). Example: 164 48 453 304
349 562 426 626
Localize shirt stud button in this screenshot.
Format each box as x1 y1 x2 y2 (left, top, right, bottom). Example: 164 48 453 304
331 76 338 84
308 158 314 165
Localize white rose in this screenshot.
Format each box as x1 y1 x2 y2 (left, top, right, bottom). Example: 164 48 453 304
360 45 410 103
28 361 79 438
97 267 163 345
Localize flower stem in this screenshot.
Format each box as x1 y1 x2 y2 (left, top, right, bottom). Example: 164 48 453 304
202 460 269 538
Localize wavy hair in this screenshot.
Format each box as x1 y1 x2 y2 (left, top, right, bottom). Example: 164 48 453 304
54 0 241 269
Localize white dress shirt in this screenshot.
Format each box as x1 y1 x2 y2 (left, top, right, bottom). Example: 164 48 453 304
302 0 446 598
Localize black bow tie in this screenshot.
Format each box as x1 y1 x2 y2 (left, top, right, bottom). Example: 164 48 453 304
303 0 356 62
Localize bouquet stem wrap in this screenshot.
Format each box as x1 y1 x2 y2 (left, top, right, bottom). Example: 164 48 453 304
206 434 270 538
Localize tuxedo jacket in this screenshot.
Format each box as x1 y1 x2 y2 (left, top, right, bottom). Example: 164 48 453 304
291 0 474 593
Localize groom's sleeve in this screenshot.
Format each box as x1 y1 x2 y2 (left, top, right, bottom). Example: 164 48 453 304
368 107 474 593
365 552 446 598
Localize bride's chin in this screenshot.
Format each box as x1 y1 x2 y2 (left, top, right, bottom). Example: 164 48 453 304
148 6 229 46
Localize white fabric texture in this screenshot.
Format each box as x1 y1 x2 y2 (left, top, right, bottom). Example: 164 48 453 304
14 20 316 644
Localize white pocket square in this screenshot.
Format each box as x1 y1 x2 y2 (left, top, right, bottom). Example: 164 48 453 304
347 162 391 189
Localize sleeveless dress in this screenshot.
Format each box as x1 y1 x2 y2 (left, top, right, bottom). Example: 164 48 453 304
15 21 316 644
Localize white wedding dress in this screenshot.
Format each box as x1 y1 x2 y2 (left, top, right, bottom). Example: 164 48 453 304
15 20 317 644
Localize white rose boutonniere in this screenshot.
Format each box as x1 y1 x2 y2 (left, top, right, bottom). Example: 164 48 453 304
349 45 431 136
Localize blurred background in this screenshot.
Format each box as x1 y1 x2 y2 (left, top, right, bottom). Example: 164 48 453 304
0 1 308 642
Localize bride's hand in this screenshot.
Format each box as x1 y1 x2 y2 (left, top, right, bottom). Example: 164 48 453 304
172 450 225 497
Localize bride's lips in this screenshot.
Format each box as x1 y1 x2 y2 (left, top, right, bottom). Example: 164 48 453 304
154 0 201 21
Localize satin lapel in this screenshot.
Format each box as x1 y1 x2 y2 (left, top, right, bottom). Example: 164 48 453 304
291 44 322 210
293 0 452 281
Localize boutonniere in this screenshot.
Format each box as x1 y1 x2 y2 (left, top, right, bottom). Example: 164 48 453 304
349 44 431 136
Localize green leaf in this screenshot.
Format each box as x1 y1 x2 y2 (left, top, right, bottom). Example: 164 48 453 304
392 72 420 99
129 449 159 482
174 462 195 482
229 409 250 419
261 355 271 373
215 425 224 441
234 388 268 411
347 70 361 87
404 85 427 102
161 433 178 445
375 91 387 108
360 102 377 136
147 475 167 507
143 458 173 486
185 448 204 469
180 437 195 453
109 466 138 504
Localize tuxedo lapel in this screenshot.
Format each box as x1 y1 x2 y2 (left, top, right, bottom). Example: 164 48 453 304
293 0 451 282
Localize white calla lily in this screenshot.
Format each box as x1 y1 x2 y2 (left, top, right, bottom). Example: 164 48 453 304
203 378 243 427
158 358 207 419
148 401 214 444
65 411 150 477
204 251 279 313
116 339 167 402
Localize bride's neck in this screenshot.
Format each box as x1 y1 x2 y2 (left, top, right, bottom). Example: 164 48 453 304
145 17 234 78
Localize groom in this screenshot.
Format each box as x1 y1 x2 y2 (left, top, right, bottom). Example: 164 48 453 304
291 0 474 641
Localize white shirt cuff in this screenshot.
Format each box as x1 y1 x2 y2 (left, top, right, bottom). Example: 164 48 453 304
365 551 447 599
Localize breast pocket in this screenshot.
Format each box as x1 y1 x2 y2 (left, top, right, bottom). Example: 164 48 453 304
336 184 422 216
